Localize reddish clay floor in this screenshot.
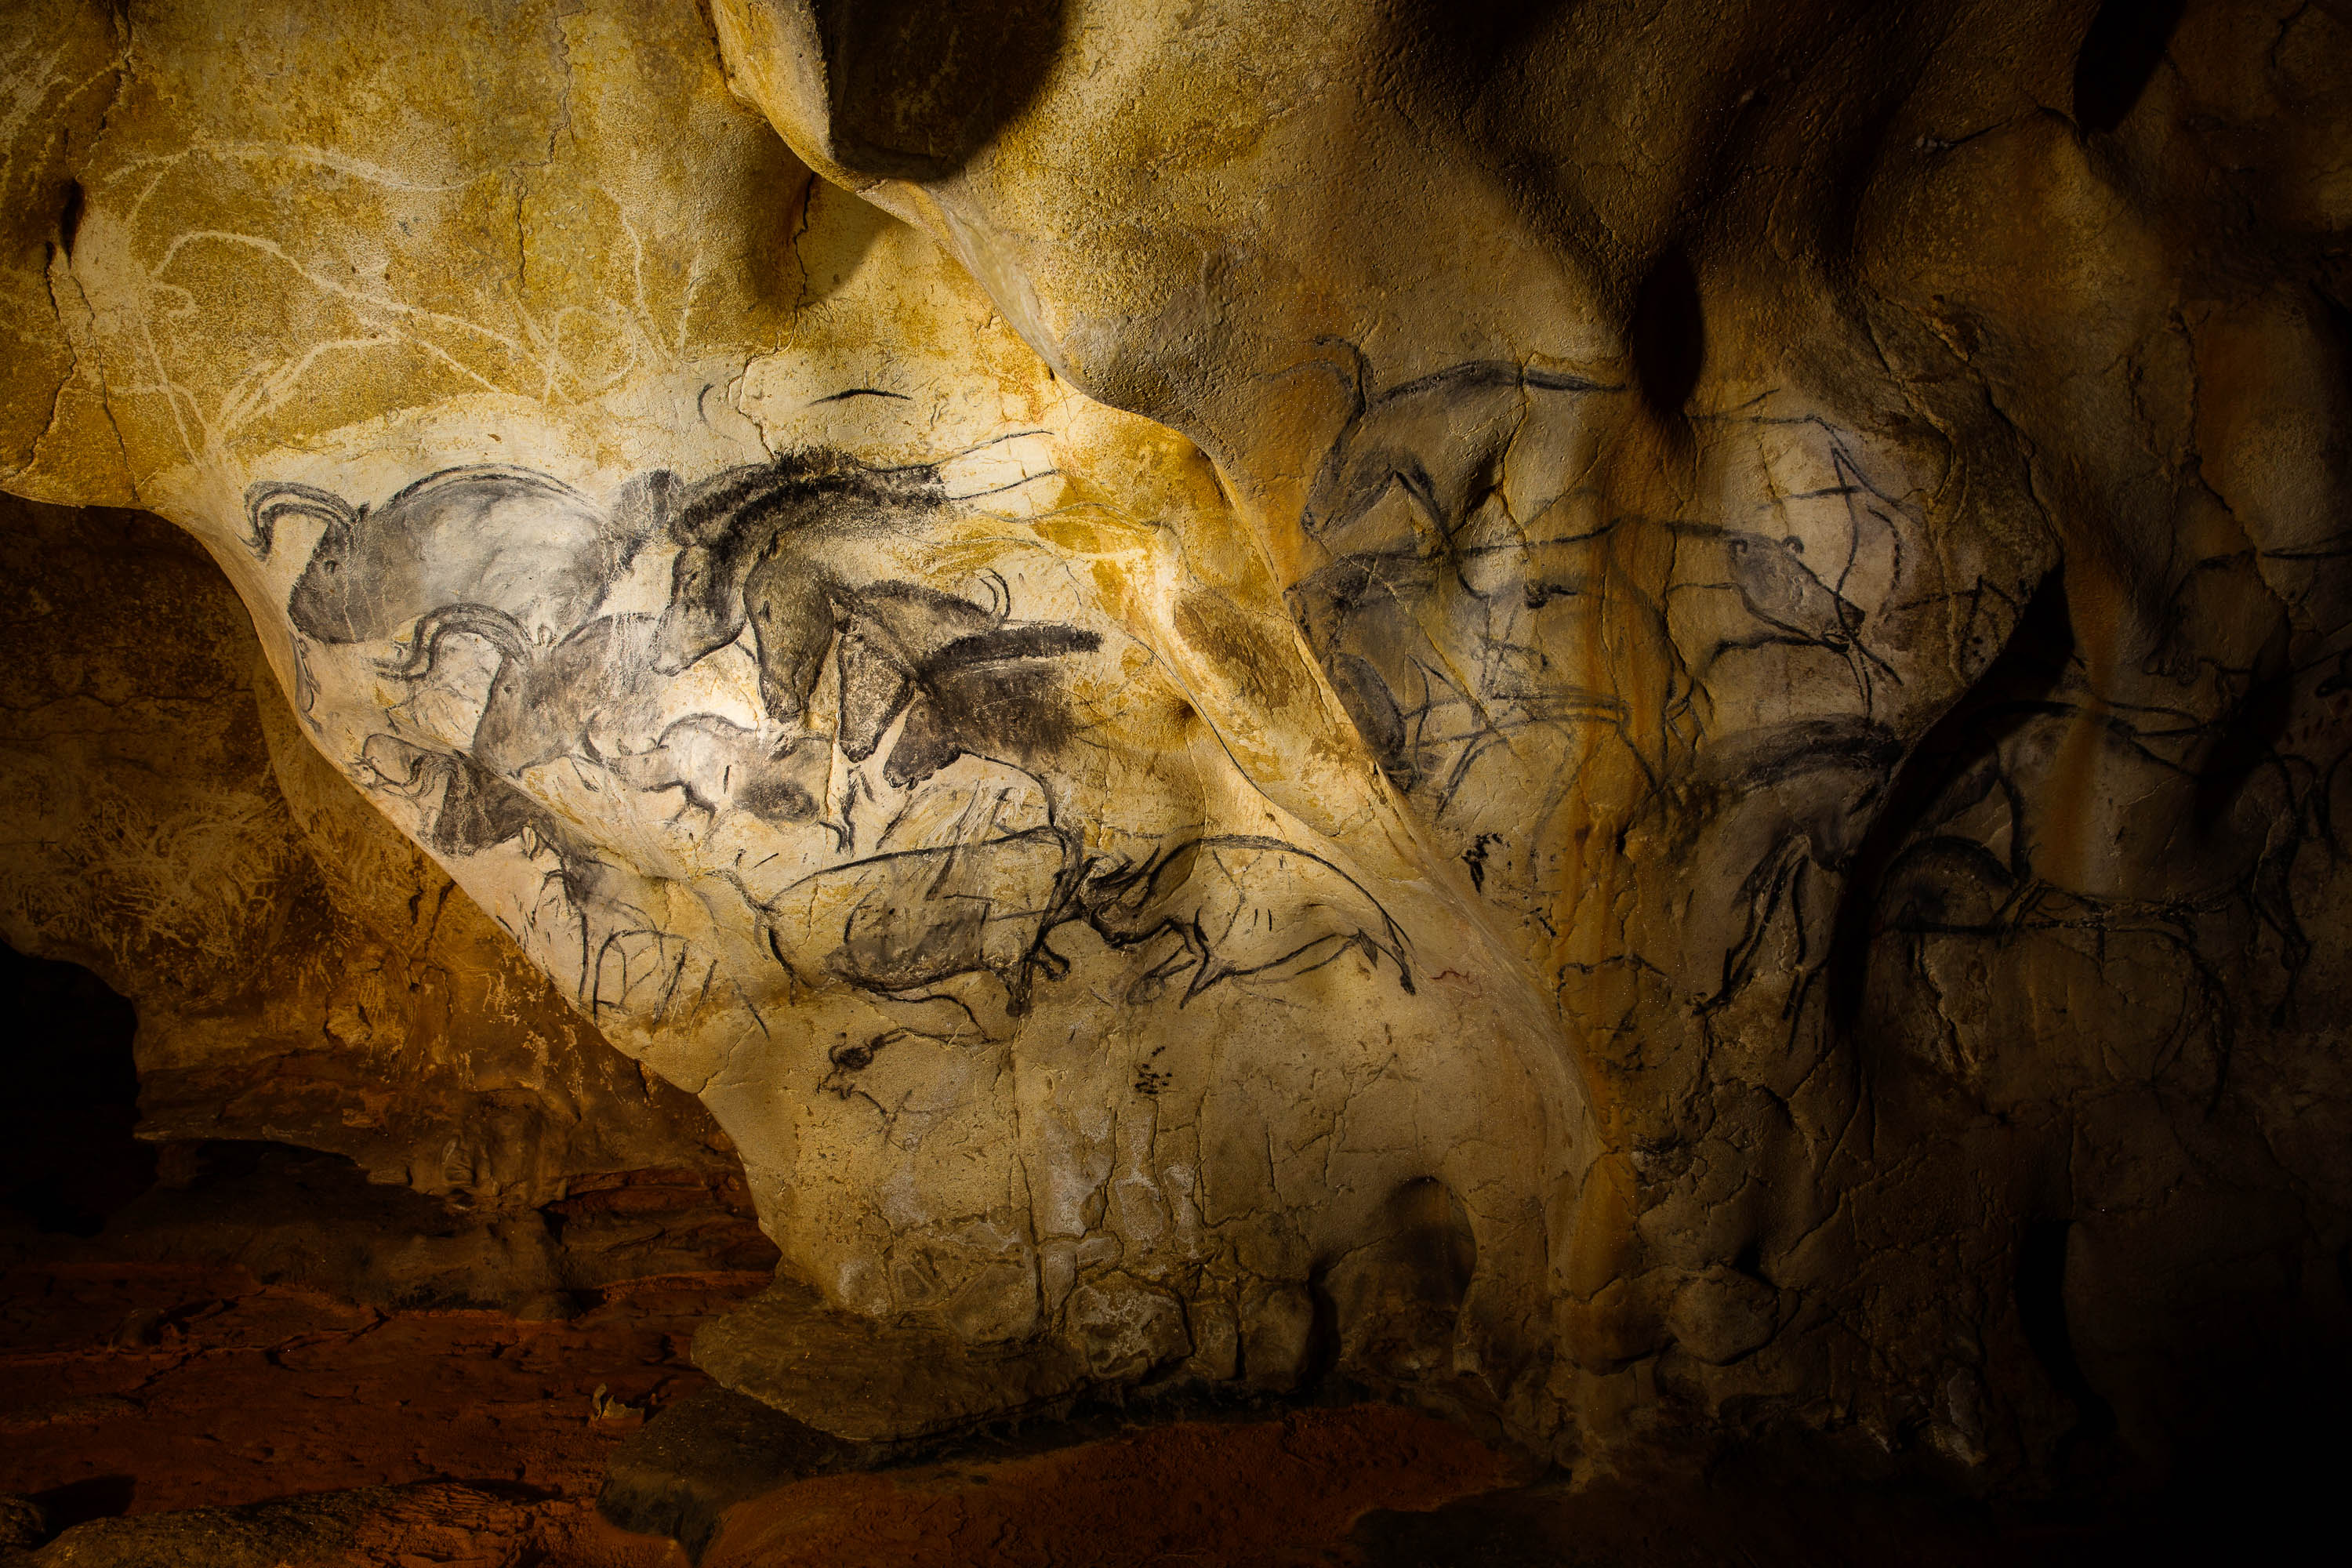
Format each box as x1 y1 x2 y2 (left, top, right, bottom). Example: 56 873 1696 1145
699 1406 1515 1568
5 1250 2296 1566
0 1258 771 1563
0 1256 1524 1566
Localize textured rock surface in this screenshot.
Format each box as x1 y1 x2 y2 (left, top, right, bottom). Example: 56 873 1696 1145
0 492 744 1208
694 1279 1088 1441
0 1243 761 1559
13 1483 673 1568
4 0 2350 1490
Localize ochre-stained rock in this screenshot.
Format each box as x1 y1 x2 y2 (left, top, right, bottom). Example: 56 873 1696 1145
2 0 2350 1489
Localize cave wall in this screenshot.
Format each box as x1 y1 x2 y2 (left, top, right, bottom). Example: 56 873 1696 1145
2 0 2350 1486
0 491 742 1209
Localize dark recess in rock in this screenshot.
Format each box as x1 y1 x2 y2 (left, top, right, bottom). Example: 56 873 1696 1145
2073 0 2188 135
0 942 151 1237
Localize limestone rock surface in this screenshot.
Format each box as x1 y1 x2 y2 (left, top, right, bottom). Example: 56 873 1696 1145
693 1279 1090 1442
3 0 2350 1486
0 492 742 1209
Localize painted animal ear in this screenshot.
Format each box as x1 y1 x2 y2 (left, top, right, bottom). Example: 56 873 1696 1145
241 481 356 560
955 569 1011 623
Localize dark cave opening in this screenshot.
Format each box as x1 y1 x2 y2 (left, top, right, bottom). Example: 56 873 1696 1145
2071 0 2188 136
0 940 154 1238
2013 1218 2114 1454
1629 245 1707 421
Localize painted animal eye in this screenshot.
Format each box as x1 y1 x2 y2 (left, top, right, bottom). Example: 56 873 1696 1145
321 559 339 574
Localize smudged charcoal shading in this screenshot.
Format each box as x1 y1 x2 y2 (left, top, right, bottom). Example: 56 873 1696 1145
648 448 949 677
377 604 661 778
1286 355 1933 939
831 580 1008 758
263 450 1172 1032
267 466 651 645
239 441 1444 1374
741 546 842 723
358 733 557 861
884 652 1091 791
1324 651 1410 779
604 717 836 833
1304 358 1619 542
32 0 2352 1490
746 810 1410 1018
758 826 1079 1012
828 579 1103 776
358 731 641 934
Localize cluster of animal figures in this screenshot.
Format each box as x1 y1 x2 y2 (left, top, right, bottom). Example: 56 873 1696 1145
239 447 1414 1039
236 363 2339 1094
1290 361 2329 1080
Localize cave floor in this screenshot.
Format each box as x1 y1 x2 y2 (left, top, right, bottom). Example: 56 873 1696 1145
0 1232 2311 1566
0 1245 1539 1567
0 1250 749 1564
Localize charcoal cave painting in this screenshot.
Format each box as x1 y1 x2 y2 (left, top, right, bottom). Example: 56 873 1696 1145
1289 363 1926 993
1292 344 2342 1125
24 0 2352 1510
244 450 1415 1035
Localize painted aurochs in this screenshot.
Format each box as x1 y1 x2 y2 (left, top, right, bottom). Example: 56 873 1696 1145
6 0 2352 1482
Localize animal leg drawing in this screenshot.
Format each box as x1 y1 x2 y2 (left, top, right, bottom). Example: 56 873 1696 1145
1079 836 1414 1004
602 717 840 840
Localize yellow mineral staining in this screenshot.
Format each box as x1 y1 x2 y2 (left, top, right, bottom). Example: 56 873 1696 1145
8 0 2350 1475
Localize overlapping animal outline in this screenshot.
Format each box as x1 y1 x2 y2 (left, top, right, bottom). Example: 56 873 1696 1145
1285 349 2340 1112
244 442 1420 1040
1287 354 1949 1003
1846 564 2338 1098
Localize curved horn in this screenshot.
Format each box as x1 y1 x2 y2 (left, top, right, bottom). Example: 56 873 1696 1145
357 732 456 797
241 481 355 560
376 602 531 681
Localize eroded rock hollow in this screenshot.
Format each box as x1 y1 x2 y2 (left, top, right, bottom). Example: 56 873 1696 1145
5 0 2350 1490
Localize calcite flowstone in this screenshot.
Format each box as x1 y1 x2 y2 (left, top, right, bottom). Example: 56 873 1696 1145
5 0 2351 1479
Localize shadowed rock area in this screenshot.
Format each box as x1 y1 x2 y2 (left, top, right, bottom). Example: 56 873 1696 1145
4 0 2352 1560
